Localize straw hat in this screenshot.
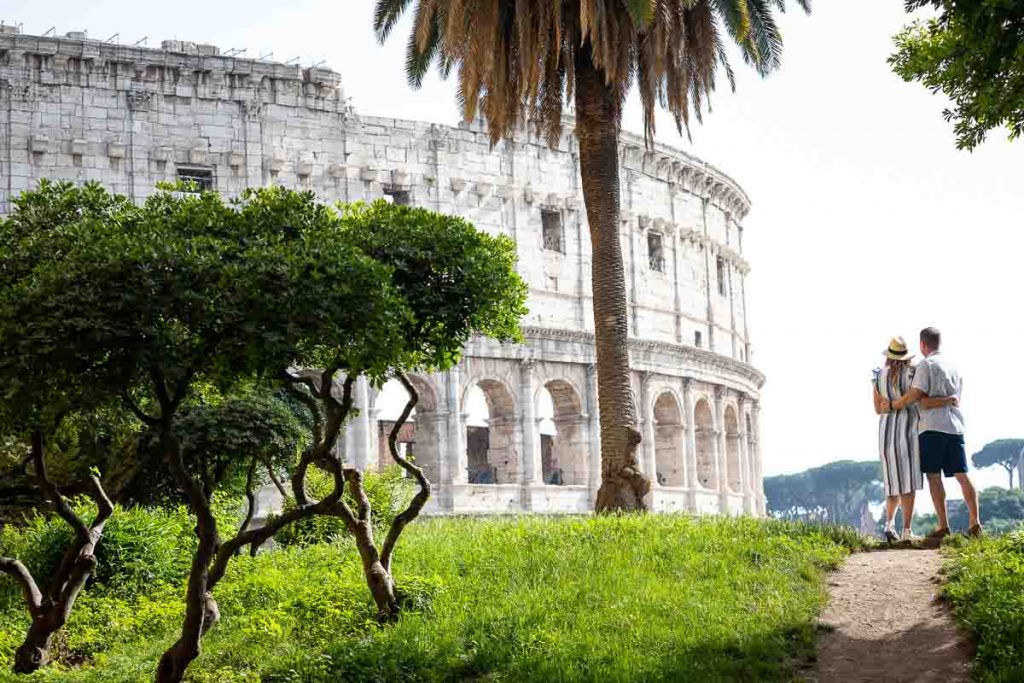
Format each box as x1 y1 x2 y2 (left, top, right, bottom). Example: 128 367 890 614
884 336 914 361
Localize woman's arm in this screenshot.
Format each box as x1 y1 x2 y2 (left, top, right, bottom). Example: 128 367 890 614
873 388 884 415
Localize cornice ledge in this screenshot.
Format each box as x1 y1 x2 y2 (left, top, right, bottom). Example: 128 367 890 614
513 326 767 387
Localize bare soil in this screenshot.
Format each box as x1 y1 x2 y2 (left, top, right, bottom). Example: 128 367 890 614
814 548 973 683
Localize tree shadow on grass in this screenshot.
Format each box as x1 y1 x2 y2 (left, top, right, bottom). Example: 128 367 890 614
280 619 827 683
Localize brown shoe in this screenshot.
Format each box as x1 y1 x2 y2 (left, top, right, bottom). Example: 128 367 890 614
968 524 984 538
926 527 951 541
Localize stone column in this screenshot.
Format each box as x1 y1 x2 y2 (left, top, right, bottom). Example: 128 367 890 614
446 366 467 485
368 406 382 471
352 376 372 473
672 230 684 344
751 400 764 514
350 375 372 471
519 360 542 490
630 213 644 336
738 224 752 362
714 386 728 513
738 395 754 515
682 378 698 506
701 198 715 350
640 372 657 486
726 214 739 359
586 364 601 503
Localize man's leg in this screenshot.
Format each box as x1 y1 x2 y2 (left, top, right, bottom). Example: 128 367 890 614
954 473 980 528
899 492 916 531
928 473 949 530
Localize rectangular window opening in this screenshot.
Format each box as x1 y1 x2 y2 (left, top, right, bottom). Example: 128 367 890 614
648 232 665 272
716 257 727 296
695 331 703 349
384 186 411 206
542 209 563 253
176 167 214 192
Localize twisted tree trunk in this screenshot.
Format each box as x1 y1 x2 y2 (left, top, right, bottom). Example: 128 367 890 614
574 45 650 512
155 423 221 683
0 431 113 674
332 372 428 623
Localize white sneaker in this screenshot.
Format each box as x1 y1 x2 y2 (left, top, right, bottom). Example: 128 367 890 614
884 523 899 543
901 528 920 542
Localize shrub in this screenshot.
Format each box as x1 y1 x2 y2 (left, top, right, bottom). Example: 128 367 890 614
943 529 1024 682
273 465 415 547
0 497 245 609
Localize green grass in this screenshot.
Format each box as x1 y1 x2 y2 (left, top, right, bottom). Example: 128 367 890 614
0 515 865 683
942 530 1024 682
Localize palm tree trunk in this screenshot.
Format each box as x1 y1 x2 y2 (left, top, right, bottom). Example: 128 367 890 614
574 45 650 512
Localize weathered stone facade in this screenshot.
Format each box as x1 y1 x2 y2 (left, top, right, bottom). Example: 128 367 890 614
0 27 765 515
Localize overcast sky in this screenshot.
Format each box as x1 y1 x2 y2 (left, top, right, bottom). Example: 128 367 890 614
6 1 1021 498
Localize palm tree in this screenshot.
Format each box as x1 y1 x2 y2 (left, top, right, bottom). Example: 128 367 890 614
374 0 808 512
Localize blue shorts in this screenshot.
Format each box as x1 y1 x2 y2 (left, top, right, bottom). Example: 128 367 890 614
919 431 967 477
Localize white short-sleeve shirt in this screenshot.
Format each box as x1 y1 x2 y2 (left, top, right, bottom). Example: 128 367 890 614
911 351 964 435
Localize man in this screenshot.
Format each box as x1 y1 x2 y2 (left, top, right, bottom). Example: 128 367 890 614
884 327 981 539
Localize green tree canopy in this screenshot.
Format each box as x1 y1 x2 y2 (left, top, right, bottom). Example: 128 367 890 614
0 181 134 673
338 200 528 372
972 439 1024 489
890 0 1024 149
914 487 1024 535
765 460 884 529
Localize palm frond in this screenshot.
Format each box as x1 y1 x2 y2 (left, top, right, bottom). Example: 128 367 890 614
405 9 440 88
375 0 803 148
374 0 414 43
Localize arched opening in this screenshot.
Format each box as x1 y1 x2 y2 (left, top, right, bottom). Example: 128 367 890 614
538 380 586 485
695 398 716 489
374 375 440 482
465 380 519 484
653 392 684 487
725 406 741 492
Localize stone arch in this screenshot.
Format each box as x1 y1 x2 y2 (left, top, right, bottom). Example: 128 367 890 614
653 391 684 487
539 379 587 486
374 374 441 482
464 378 519 484
725 405 741 492
694 398 716 488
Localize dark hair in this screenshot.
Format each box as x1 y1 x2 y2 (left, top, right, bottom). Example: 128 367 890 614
920 327 941 350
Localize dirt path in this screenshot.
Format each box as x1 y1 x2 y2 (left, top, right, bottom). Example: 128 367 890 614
814 549 972 682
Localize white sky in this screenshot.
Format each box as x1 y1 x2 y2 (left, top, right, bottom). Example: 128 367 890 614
7 1 1021 499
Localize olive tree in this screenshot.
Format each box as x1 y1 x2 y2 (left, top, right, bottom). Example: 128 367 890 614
0 181 134 673
310 199 528 621
210 195 527 622
108 187 410 683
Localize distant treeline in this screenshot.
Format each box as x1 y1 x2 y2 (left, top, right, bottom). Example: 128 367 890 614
764 459 1024 535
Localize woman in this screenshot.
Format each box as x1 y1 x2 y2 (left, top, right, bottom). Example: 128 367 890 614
872 336 924 543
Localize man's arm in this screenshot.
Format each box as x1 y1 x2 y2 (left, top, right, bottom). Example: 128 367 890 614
886 389 958 411
920 394 959 409
891 387 926 411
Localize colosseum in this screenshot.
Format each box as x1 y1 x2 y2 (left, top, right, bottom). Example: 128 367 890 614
0 26 766 516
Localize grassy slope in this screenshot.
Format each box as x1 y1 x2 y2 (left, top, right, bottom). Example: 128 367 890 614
0 516 863 683
942 532 1024 683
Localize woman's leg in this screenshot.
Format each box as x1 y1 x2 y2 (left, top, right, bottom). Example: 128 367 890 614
885 495 899 526
899 492 916 531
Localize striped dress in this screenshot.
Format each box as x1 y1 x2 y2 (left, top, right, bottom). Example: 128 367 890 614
874 365 923 496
